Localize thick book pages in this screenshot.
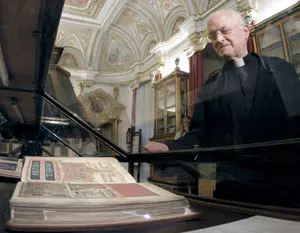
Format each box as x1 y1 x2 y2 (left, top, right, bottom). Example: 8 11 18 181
8 156 200 231
0 158 23 179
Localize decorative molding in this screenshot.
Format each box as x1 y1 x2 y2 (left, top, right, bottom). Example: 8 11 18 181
164 5 188 38
125 1 164 41
141 37 157 59
66 52 160 84
60 1 127 30
63 0 106 19
60 16 102 29
96 0 127 30
181 0 197 16
97 29 137 73
56 24 93 56
185 31 210 58
150 26 190 55
58 46 87 69
237 0 258 14
55 0 239 83
237 0 258 25
90 30 108 69
200 0 236 19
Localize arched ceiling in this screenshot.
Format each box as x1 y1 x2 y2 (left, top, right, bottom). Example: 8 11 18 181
55 0 231 79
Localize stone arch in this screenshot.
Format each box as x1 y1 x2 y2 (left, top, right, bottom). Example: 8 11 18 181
58 46 87 69
141 35 157 58
56 32 85 55
171 17 186 36
164 6 187 39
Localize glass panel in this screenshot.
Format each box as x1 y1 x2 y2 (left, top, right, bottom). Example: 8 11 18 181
181 79 188 117
258 26 285 59
155 86 165 136
283 16 300 75
0 139 8 153
166 80 176 134
41 99 120 157
0 138 17 156
41 144 52 157
45 68 126 152
145 155 300 209
166 110 176 134
166 80 176 108
40 140 75 157
0 136 80 158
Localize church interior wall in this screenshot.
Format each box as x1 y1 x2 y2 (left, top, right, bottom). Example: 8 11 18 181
161 51 190 76
117 85 133 150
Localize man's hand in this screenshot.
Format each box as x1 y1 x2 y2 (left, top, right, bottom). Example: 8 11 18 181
143 141 169 152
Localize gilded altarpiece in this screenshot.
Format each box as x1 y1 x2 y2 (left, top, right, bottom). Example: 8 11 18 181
77 88 125 155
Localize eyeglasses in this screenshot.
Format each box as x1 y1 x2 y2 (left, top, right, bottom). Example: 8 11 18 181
208 24 244 41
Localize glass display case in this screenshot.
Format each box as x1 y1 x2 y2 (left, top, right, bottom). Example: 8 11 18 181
1 0 300 232
283 15 300 75
152 70 189 141
251 3 300 75
257 26 285 59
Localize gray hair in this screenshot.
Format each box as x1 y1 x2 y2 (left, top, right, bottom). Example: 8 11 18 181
207 8 245 26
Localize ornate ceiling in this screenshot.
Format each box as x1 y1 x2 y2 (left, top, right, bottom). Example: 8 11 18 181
55 0 236 81
64 0 106 18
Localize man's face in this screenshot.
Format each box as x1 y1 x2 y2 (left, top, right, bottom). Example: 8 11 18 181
207 12 249 59
183 119 191 130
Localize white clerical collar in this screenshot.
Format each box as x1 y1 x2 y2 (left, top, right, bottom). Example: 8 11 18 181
233 57 245 67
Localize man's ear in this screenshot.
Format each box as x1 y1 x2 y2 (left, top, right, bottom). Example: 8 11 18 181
244 24 250 39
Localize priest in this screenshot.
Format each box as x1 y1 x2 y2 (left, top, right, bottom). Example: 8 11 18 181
144 8 300 152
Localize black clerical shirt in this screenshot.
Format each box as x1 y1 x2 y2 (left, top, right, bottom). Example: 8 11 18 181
224 53 258 116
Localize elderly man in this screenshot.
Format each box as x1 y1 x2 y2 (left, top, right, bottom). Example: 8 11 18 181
144 8 300 152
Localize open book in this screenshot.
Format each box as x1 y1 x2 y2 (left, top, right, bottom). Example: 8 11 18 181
7 156 200 231
0 157 23 179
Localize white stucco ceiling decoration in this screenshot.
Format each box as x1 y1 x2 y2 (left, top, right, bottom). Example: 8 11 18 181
55 0 234 82
64 0 106 19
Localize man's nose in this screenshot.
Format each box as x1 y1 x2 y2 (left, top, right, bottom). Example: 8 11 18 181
215 32 225 42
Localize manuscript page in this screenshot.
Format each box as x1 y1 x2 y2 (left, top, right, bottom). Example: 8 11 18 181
21 156 136 184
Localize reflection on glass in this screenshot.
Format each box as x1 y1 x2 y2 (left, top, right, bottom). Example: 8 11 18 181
45 68 127 153
38 2 300 216
148 157 300 209
155 86 165 136
41 99 119 157
284 17 300 75
166 81 176 134
180 79 188 118
258 26 285 59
